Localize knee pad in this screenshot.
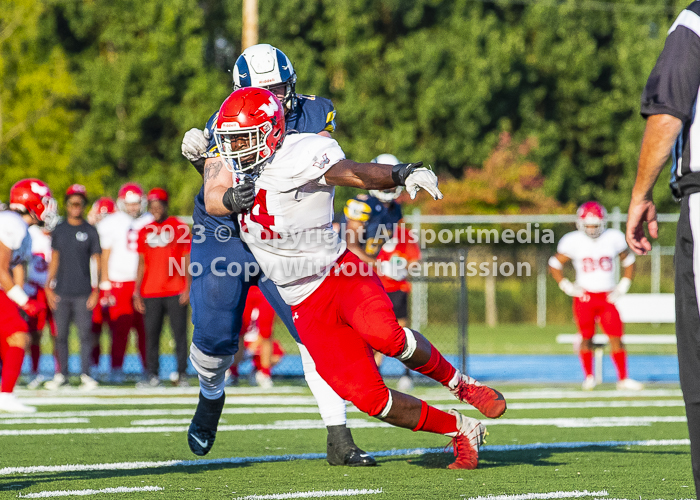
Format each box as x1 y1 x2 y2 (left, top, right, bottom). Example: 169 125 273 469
189 342 234 399
395 327 417 362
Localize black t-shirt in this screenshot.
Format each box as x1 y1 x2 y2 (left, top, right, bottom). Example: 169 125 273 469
51 220 101 296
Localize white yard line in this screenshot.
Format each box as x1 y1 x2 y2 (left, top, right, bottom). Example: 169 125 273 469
17 486 163 498
466 491 608 500
234 489 383 499
0 399 685 419
15 386 305 397
0 418 89 425
14 396 319 406
0 439 690 476
0 415 687 436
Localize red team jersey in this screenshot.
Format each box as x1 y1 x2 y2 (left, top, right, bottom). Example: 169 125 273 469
376 226 421 293
136 216 191 298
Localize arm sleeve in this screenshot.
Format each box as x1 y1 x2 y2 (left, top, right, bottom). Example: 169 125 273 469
323 107 337 133
89 226 101 255
50 227 61 251
641 13 700 121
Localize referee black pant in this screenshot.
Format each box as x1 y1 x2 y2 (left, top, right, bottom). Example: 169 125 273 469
675 193 700 495
143 295 189 379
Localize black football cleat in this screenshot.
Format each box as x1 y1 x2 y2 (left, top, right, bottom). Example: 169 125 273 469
187 392 225 456
326 424 377 467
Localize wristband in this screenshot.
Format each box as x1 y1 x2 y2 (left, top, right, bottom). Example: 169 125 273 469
99 281 112 291
621 253 636 267
616 277 632 294
7 285 29 307
391 162 422 186
548 256 563 270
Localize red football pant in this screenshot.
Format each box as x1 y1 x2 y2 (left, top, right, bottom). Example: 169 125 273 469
293 251 442 417
106 282 146 370
573 292 623 339
574 292 627 380
0 290 30 393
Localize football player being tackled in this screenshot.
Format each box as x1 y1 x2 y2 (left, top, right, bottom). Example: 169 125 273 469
549 202 643 391
203 88 507 470
182 44 374 466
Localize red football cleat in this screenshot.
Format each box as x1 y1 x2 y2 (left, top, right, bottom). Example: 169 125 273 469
447 409 485 470
450 372 507 419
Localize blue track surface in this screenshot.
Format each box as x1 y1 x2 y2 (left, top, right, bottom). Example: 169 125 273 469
22 353 679 383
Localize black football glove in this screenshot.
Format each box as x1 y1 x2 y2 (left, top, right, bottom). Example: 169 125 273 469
222 179 255 213
391 162 424 186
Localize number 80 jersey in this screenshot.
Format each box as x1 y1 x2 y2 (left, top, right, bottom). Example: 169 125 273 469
556 228 629 293
238 133 347 306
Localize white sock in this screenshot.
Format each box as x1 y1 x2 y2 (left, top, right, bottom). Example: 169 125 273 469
298 343 347 427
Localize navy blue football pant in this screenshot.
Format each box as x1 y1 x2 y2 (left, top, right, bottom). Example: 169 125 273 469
190 235 300 357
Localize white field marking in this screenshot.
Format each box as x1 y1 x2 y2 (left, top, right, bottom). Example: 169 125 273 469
0 418 89 425
234 489 383 500
129 418 227 426
0 439 690 476
0 415 688 436
0 399 684 419
420 388 682 401
15 386 305 397
466 490 608 500
17 396 319 406
17 486 163 498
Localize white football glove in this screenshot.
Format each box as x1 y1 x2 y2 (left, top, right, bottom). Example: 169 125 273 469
559 278 585 298
405 168 443 200
607 277 631 304
181 128 211 163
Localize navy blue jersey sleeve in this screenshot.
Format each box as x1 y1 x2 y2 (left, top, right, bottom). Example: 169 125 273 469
88 224 101 256
641 4 700 122
288 95 336 135
204 110 220 156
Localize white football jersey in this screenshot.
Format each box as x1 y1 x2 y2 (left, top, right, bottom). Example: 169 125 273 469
239 133 347 305
97 211 153 282
557 228 628 293
0 211 31 276
27 225 52 286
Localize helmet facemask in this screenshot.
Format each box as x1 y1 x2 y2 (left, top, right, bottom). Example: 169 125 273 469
369 187 404 203
38 197 58 231
576 216 605 238
215 121 275 177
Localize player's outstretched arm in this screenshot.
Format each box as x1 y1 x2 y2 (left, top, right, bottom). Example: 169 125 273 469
325 160 443 200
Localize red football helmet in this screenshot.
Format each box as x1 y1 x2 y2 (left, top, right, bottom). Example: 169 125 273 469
66 184 87 200
147 187 169 203
117 182 146 214
88 197 116 225
9 179 58 230
214 87 285 175
576 201 607 238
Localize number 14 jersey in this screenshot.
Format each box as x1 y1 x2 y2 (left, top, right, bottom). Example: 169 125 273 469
556 228 628 293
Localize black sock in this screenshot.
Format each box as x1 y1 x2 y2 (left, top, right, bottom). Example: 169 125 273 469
327 424 355 447
192 392 225 430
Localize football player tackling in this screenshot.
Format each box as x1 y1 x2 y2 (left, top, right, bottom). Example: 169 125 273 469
549 202 643 391
205 88 507 469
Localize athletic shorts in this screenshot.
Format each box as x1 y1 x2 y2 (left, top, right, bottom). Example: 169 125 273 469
573 291 623 339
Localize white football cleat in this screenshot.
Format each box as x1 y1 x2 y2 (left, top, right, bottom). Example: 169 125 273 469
26 374 46 390
617 378 644 391
255 371 274 389
0 393 37 413
79 374 99 391
44 373 69 390
582 375 596 391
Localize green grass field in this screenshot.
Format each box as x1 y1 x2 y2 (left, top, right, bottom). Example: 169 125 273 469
1 382 693 500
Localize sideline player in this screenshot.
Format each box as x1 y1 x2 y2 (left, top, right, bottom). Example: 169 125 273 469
0 179 57 412
207 88 507 469
181 44 373 466
97 183 153 383
87 197 116 370
134 188 191 388
549 202 643 391
343 154 419 388
24 223 56 389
